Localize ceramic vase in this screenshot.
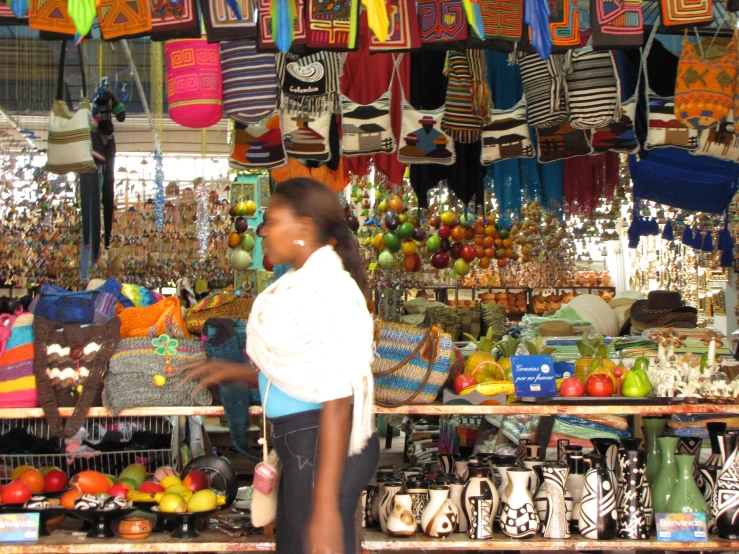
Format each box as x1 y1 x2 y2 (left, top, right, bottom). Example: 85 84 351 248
438 454 457 475
533 463 570 539
617 449 650 540
579 455 618 540
525 443 542 461
421 485 458 538
677 437 703 490
706 422 728 467
643 418 667 487
467 496 494 540
455 459 470 482
667 454 710 516
371 475 391 527
462 463 498 533
523 459 545 494
379 482 402 534
386 493 416 537
500 468 540 539
620 438 643 451
406 479 429 532
591 438 619 497
701 465 720 533
365 486 378 527
567 453 586 533
557 439 570 465
491 455 517 490
516 439 532 466
449 482 467 533
713 431 739 539
652 436 679 514
361 488 369 527
496 464 514 525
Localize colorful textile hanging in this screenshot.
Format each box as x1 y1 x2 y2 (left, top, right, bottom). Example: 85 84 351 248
566 48 620 129
230 114 287 169
280 111 332 160
340 92 397 156
29 0 76 34
362 0 389 42
462 0 486 39
277 51 346 115
257 0 307 52
519 52 568 128
590 99 639 153
441 50 491 143
166 40 223 129
479 0 524 42
150 0 201 40
480 100 535 164
220 39 279 124
0 2 28 23
659 0 713 27
646 96 699 149
536 121 593 163
398 102 456 164
68 0 96 35
544 0 580 48
694 119 739 162
564 152 619 216
417 0 468 45
305 0 359 50
97 0 153 40
369 0 421 51
590 0 643 49
202 0 258 42
674 36 737 130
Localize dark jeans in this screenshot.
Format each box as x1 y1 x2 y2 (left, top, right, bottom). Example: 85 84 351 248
270 410 379 554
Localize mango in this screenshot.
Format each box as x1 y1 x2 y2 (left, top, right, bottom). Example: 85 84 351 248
119 464 147 489
159 475 183 490
158 493 187 513
187 489 217 513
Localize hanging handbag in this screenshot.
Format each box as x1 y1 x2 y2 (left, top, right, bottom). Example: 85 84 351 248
0 313 37 408
29 0 75 34
202 0 258 42
33 317 121 438
674 29 737 130
150 0 201 41
372 323 452 407
519 53 569 129
103 335 212 416
659 0 712 28
368 0 421 51
536 120 593 162
565 45 621 130
590 0 643 50
230 114 288 170
45 41 97 175
166 39 223 129
251 380 280 528
417 0 468 46
220 39 279 124
118 296 190 339
341 92 396 157
96 0 152 40
481 99 536 164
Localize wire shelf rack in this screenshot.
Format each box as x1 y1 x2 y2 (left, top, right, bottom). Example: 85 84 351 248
0 415 178 483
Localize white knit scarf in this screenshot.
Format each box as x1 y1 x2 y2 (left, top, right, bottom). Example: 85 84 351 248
246 246 375 456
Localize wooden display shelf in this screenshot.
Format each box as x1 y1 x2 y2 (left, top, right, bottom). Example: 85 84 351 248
5 402 739 419
6 530 739 553
361 532 739 551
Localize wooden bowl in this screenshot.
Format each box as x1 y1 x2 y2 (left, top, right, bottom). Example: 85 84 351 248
118 517 153 540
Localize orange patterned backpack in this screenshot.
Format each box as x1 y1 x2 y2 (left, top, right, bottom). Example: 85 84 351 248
674 30 737 130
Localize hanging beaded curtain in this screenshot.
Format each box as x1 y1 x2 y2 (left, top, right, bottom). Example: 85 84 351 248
12 36 59 113
150 41 164 140
562 152 620 217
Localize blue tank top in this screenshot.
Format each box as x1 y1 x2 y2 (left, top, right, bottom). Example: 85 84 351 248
258 371 322 418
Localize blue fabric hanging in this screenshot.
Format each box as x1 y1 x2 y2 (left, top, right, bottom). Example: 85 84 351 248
485 51 563 224
702 231 714 252
662 221 674 241
10 0 27 17
692 229 704 249
721 248 733 267
681 225 693 246
524 0 552 60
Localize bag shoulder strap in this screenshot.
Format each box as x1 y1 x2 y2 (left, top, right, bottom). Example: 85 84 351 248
56 41 88 103
259 378 272 460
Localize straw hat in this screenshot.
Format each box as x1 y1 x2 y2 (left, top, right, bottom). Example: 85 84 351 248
567 294 618 337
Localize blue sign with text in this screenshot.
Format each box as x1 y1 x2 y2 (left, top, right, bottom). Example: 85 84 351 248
511 355 558 397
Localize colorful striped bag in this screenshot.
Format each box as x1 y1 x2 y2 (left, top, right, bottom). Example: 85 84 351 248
220 39 279 124
104 336 211 416
166 39 223 129
372 322 452 406
0 313 37 408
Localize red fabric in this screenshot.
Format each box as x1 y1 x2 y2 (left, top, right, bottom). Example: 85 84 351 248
340 13 410 189
563 152 620 217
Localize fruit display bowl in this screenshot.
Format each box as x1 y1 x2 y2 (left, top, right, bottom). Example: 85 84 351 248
44 488 73 499
0 505 67 536
69 508 136 538
181 455 239 509
150 507 218 539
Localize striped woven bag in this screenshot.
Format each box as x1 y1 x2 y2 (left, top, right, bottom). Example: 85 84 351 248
372 322 452 407
0 313 37 408
220 39 279 124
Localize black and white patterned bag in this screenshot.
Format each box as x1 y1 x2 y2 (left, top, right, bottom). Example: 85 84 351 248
565 47 620 130
519 53 568 129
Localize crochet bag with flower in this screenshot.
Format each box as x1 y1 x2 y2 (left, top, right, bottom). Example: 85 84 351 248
33 317 121 438
0 313 37 408
103 335 212 416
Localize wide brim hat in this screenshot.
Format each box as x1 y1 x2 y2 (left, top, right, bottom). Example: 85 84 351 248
631 291 697 323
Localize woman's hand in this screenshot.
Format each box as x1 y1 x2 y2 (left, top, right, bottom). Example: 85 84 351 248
181 360 258 396
307 504 344 554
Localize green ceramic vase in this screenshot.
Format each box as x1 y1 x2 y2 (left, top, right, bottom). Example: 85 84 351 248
652 436 679 513
644 418 667 487
666 454 710 516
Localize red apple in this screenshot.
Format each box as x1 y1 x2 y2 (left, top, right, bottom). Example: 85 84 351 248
137 481 165 494
461 244 477 263
439 224 452 239
586 374 614 397
43 469 68 493
454 374 478 395
182 470 208 493
107 483 132 499
559 376 586 397
1 481 32 505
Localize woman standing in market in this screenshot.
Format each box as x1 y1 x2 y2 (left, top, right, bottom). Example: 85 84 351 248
186 177 380 554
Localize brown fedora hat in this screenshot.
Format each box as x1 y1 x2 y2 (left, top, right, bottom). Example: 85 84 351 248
631 291 697 323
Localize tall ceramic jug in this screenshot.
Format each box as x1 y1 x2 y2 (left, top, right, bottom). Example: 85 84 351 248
421 485 459 538
643 418 667 486
579 455 618 540
500 468 540 539
533 463 570 539
652 436 679 513
667 454 709 516
713 431 739 539
462 463 498 534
